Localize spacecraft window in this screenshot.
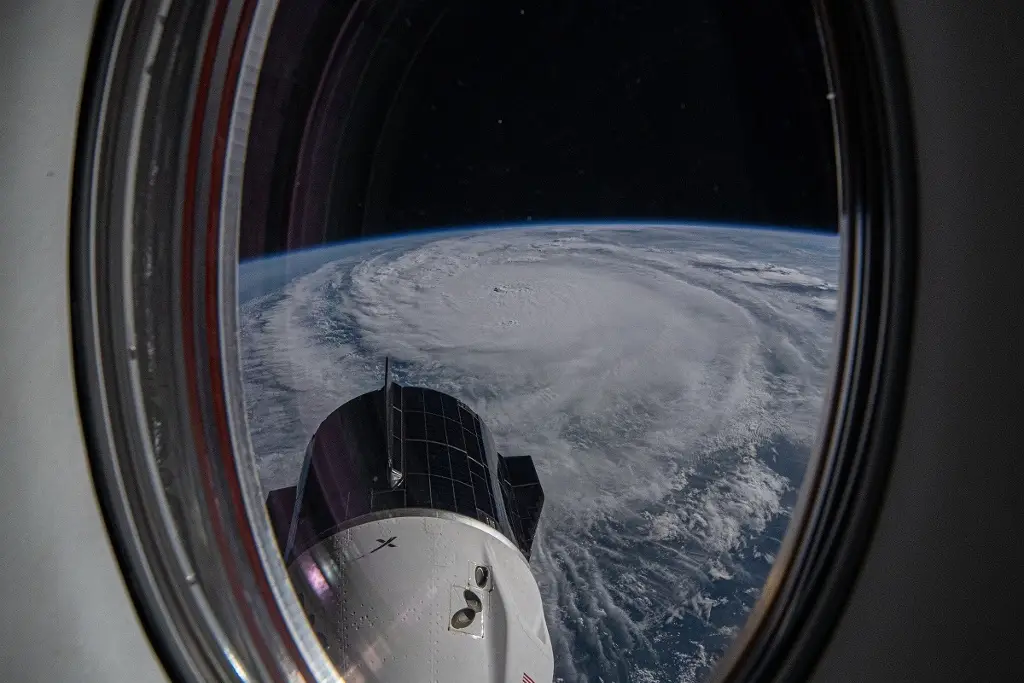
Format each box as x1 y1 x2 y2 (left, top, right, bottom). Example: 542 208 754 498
232 2 844 678
71 0 912 682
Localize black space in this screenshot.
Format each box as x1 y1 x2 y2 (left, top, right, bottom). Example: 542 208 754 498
240 0 837 259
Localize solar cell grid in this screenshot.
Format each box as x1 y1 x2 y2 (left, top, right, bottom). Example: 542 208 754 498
278 382 542 561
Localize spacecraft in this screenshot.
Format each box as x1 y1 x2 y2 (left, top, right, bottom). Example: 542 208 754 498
265 361 552 682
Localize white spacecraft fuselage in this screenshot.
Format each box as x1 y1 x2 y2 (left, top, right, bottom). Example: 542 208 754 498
291 511 553 683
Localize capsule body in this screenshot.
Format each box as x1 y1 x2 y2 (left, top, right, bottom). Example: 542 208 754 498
266 366 551 682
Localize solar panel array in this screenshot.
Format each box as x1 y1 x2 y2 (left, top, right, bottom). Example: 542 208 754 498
270 380 545 563
497 454 545 558
373 386 502 531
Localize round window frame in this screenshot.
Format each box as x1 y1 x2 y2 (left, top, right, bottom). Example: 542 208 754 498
70 0 917 682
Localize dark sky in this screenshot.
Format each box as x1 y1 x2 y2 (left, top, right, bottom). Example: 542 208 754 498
240 0 837 259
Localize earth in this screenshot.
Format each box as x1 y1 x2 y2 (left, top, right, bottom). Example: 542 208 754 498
238 223 839 683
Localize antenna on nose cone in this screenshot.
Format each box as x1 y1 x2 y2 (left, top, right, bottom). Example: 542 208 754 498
383 357 402 487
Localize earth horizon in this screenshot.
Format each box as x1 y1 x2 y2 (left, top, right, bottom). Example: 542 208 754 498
239 221 839 682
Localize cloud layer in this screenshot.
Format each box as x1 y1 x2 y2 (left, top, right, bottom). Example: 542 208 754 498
240 224 839 682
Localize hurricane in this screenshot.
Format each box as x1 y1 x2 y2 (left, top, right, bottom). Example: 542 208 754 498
239 223 840 682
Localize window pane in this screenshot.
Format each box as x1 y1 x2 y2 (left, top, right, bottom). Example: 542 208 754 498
238 1 839 681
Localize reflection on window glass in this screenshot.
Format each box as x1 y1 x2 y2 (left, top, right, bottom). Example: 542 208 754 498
238 1 838 681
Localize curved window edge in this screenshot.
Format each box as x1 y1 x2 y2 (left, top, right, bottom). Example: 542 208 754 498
711 1 918 681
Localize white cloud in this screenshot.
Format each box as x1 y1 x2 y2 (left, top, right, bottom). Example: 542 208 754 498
239 224 839 681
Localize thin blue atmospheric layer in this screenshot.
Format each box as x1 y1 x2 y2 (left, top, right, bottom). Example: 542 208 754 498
237 220 837 304
237 221 840 683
